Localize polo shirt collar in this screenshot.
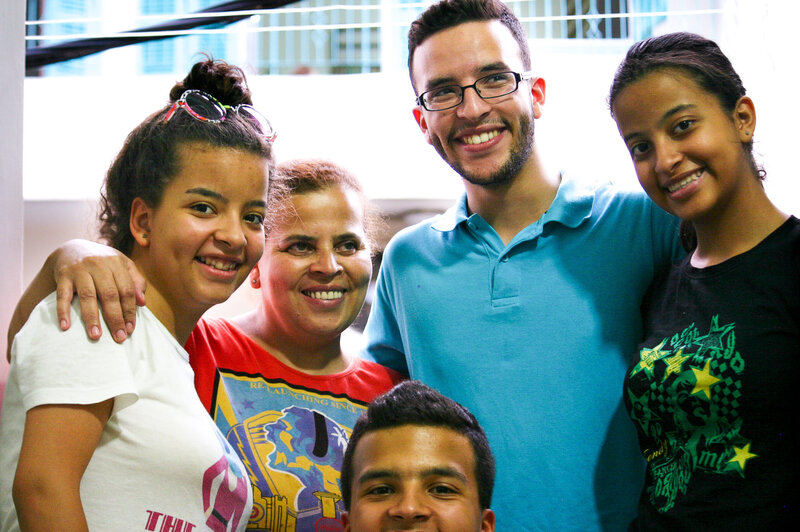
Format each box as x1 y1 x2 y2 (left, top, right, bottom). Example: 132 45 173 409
430 173 595 233
430 194 470 232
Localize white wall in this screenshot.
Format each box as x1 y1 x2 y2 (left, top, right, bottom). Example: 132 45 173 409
1 0 25 407
22 31 800 201
18 0 800 336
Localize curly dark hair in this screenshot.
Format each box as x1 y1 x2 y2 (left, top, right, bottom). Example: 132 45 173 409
99 58 274 254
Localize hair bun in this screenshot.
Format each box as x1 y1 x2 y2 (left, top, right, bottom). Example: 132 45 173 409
168 56 253 106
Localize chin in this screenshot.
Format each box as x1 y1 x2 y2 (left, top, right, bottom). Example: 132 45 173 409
305 320 350 339
197 287 240 308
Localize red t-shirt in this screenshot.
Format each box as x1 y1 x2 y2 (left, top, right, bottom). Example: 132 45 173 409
184 318 403 530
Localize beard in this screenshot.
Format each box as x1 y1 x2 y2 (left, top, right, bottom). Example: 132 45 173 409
433 112 534 187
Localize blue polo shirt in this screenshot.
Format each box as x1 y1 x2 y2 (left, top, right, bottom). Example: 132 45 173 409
363 176 683 531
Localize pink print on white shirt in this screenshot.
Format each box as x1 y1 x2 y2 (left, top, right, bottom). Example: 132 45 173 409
203 453 251 530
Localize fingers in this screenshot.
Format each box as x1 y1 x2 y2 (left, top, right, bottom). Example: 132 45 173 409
54 252 138 343
128 259 147 309
55 277 77 332
70 269 105 341
110 261 147 341
95 279 129 343
86 255 134 343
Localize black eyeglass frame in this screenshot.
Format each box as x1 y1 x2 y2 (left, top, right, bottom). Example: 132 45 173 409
415 70 536 112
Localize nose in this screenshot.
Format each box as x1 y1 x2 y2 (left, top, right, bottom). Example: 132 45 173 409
653 139 683 176
387 489 431 522
456 85 492 121
214 214 247 250
310 248 343 277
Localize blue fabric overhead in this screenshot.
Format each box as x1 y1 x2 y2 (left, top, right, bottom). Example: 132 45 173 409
26 1 298 74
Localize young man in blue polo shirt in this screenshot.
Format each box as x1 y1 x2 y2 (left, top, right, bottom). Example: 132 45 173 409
361 0 682 529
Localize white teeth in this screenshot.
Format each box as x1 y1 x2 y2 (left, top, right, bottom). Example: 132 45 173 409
197 257 237 271
463 130 499 145
305 290 344 300
667 169 703 193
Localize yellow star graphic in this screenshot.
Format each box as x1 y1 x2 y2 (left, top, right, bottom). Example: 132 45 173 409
728 442 758 471
690 359 720 399
662 348 690 381
632 339 669 376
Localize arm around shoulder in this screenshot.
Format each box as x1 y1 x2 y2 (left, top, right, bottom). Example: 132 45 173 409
6 239 146 362
7 251 61 362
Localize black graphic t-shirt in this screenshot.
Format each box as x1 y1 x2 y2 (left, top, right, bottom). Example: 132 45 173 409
625 216 800 531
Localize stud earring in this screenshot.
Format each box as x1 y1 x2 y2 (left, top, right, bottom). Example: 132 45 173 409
251 278 258 285
142 233 148 239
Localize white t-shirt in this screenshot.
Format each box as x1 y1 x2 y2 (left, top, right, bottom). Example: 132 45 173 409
0 293 253 531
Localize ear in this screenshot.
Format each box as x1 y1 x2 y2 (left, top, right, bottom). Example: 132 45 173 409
529 77 546 119
129 197 153 248
249 263 262 289
341 511 350 531
412 107 433 146
734 96 756 143
481 508 496 532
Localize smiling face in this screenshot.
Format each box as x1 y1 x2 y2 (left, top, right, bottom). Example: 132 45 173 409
342 425 495 532
252 185 372 342
612 69 756 224
132 143 269 327
411 20 544 187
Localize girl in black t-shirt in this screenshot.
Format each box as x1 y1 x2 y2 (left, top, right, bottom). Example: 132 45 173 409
608 32 798 530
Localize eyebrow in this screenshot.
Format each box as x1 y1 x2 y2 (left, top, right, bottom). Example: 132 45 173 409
335 232 363 241
282 234 315 244
622 103 697 143
357 466 468 485
424 62 511 90
282 232 362 242
185 187 267 209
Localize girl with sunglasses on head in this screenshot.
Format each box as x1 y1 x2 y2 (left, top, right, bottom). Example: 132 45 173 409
5 158 402 529
609 32 799 529
0 58 273 530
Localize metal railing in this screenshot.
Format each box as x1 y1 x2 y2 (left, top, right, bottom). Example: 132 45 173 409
27 0 725 76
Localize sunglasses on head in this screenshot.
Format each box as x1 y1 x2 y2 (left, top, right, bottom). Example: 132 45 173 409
163 89 277 142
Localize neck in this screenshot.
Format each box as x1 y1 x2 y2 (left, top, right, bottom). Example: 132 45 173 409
691 181 788 268
463 148 560 245
146 299 204 345
129 252 205 345
230 309 350 375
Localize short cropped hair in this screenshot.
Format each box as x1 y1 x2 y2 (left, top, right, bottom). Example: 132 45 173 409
407 0 531 93
341 380 495 511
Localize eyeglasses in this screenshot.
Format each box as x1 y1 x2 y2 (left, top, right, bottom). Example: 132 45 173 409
415 71 536 111
163 89 277 142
